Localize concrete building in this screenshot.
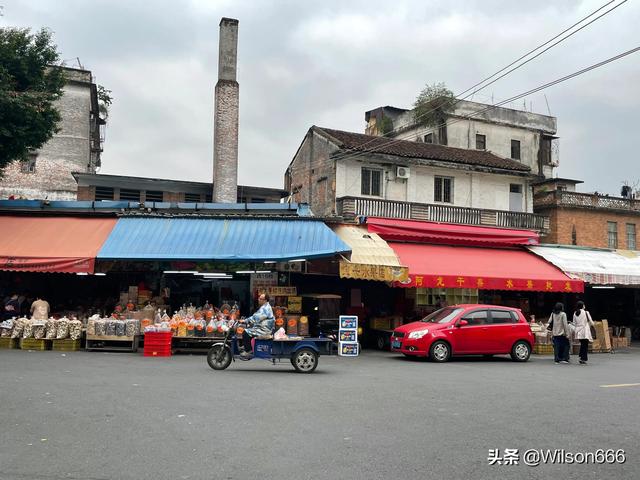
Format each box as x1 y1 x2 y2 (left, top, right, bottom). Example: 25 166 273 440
365 100 558 178
0 67 104 200
285 126 548 232
74 173 286 204
534 178 640 249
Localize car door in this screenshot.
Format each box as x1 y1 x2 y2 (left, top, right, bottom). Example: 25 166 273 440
452 309 491 354
488 309 518 353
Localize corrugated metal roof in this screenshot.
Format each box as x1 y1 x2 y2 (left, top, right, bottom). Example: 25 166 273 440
98 217 350 261
528 245 640 285
332 224 403 266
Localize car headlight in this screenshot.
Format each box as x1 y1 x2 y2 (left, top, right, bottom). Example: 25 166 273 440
408 329 429 339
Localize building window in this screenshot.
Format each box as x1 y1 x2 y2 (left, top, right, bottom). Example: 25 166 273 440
361 168 382 197
434 176 454 203
119 189 141 202
571 225 577 245
184 193 201 203
95 186 114 201
145 190 164 202
424 133 433 144
607 222 618 249
511 140 521 160
438 124 448 145
475 134 486 150
20 154 37 173
627 223 636 250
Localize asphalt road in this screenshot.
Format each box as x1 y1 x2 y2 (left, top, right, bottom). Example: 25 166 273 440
0 347 639 480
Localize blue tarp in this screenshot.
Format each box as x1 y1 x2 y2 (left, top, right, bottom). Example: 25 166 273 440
97 217 350 261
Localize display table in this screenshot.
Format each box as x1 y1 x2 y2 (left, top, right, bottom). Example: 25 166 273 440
86 334 139 352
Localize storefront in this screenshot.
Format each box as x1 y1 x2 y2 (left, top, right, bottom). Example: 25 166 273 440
1 213 352 351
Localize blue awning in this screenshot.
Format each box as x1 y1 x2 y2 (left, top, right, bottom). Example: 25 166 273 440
97 217 350 261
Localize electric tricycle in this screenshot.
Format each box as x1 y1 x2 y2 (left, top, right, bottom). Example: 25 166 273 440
206 320 338 373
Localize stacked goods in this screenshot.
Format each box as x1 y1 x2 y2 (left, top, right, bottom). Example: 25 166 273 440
69 320 82 340
11 318 26 338
56 318 70 339
0 318 13 337
610 326 631 349
92 318 140 338
298 316 309 336
286 316 299 336
592 320 612 352
45 319 57 339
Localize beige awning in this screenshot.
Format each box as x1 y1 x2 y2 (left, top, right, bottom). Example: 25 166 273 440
331 224 409 282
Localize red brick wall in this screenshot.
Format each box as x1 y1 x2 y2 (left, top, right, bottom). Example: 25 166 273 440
541 207 640 249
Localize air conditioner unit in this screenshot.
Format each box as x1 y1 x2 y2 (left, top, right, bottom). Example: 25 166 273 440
396 166 410 179
276 262 303 273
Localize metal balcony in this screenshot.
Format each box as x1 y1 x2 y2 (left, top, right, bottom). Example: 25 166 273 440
336 196 549 232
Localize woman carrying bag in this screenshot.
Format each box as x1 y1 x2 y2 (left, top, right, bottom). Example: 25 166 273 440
573 301 595 364
548 302 571 364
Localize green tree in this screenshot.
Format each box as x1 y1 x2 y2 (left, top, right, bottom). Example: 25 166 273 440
0 27 65 170
413 82 456 128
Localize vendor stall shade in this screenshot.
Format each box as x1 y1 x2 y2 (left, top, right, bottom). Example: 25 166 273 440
390 243 584 292
528 245 640 286
0 216 117 273
331 224 409 282
97 217 351 261
366 217 539 247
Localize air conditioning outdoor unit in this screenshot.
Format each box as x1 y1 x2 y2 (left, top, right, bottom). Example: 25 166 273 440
396 166 410 179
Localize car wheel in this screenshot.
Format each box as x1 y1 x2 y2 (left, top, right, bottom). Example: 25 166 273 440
207 344 232 370
510 341 531 362
376 335 386 350
429 341 451 363
292 348 318 373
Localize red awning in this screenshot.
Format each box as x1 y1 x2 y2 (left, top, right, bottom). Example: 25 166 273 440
366 217 539 247
0 216 117 273
390 243 584 293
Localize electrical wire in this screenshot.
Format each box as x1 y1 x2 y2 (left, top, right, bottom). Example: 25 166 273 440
331 0 628 162
330 45 640 165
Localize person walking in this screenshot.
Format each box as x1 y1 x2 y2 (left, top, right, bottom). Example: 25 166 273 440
548 302 571 364
573 301 595 364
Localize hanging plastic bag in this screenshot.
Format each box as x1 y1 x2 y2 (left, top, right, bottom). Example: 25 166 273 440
274 327 287 340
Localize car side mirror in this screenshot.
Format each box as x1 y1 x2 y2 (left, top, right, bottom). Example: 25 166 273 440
457 319 468 327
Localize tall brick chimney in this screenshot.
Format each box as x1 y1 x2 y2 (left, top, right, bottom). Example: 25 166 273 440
213 17 239 203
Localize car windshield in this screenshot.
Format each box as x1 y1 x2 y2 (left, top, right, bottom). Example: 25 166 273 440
421 307 464 324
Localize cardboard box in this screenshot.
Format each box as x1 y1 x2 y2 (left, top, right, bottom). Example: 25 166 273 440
370 317 391 330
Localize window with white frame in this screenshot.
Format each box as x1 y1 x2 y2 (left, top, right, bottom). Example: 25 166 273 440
434 176 454 203
361 167 382 197
626 223 636 250
607 222 618 249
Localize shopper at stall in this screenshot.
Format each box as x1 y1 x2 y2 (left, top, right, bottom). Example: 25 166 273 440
239 293 275 357
548 302 571 364
3 293 20 320
573 301 595 364
30 297 50 321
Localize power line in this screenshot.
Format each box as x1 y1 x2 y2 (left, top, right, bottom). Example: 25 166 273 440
331 45 640 165
332 0 627 162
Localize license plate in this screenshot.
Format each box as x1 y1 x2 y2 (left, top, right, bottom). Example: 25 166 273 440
392 340 402 349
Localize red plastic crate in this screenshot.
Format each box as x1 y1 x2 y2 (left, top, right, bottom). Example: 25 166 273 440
143 345 172 357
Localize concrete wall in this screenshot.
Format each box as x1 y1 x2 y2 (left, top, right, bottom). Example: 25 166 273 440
394 120 541 174
0 71 95 200
286 130 338 217
336 158 533 212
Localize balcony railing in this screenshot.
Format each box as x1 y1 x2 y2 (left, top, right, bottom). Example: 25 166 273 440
535 190 640 212
337 196 549 232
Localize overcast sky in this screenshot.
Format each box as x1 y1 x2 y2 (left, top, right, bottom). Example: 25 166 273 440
2 0 639 194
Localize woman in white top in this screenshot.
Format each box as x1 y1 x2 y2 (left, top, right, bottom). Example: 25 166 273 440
573 301 595 364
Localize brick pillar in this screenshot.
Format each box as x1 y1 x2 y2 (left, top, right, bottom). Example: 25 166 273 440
213 18 239 203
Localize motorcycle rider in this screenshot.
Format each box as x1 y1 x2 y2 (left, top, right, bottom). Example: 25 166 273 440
239 293 275 358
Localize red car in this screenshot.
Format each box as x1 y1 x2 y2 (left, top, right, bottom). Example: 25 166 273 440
390 305 534 362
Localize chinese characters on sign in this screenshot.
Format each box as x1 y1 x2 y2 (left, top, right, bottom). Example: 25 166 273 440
394 275 583 292
339 262 409 282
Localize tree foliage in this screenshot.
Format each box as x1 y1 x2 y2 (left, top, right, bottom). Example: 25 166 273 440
413 82 456 128
0 27 65 169
97 84 113 119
